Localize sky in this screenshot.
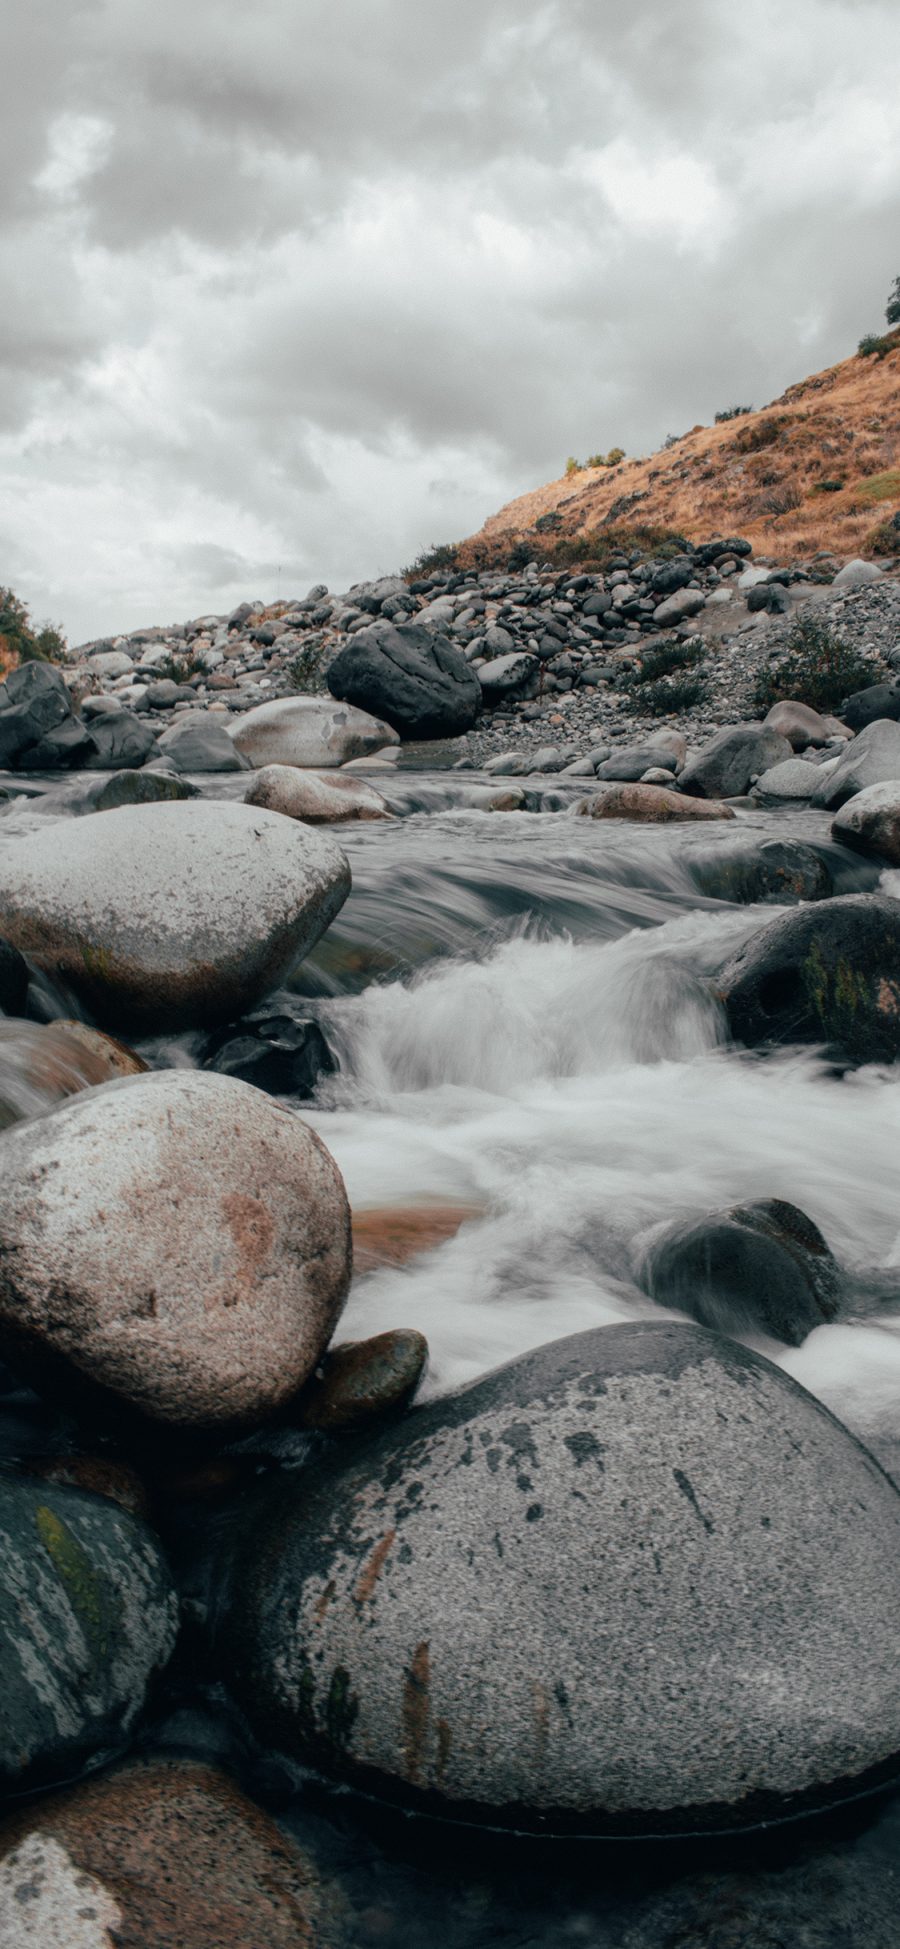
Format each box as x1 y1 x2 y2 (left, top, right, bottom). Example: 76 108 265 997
2 0 900 644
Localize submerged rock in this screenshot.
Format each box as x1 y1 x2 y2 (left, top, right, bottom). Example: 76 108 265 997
832 781 900 865
0 1018 147 1130
88 769 199 811
0 1472 177 1794
691 839 833 905
575 784 734 822
716 894 900 1062
639 1199 841 1345
229 697 398 769
296 1329 429 1432
203 1014 336 1098
327 622 482 738
679 723 792 799
0 799 350 1032
0 1069 351 1435
220 1322 900 1834
0 1759 323 1945
244 763 392 823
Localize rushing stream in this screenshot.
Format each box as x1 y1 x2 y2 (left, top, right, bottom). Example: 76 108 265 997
2 768 900 1943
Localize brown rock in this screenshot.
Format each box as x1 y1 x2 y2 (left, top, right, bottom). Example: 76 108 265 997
351 1202 482 1275
0 1759 326 1947
764 700 836 749
244 763 392 823
575 784 735 822
0 1018 147 1131
27 1455 152 1520
298 1329 429 1432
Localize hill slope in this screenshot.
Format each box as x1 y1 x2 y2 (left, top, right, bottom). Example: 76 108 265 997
462 332 900 566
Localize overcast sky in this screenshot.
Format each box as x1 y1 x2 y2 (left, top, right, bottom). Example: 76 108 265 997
3 0 899 643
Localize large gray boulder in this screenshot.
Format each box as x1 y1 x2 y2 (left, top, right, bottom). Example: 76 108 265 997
832 782 900 865
750 757 823 800
716 893 900 1062
810 719 900 808
244 763 391 823
229 697 398 769
0 1069 351 1434
83 707 157 771
841 682 900 733
764 699 846 748
477 652 539 703
0 662 82 769
680 723 792 798
156 711 249 772
0 1471 178 1793
594 742 680 782
0 799 350 1031
221 1322 900 1834
327 622 482 738
639 1199 840 1346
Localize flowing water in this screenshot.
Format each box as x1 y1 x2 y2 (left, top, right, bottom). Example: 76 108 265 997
3 770 900 1942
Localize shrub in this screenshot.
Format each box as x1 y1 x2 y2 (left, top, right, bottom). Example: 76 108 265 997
0 587 67 667
865 514 900 556
624 638 707 687
811 478 845 494
565 457 581 477
858 333 894 360
639 673 708 715
404 541 461 579
887 277 900 327
715 406 753 423
586 446 626 468
733 416 790 454
154 652 200 685
284 641 328 693
852 469 900 505
749 614 885 716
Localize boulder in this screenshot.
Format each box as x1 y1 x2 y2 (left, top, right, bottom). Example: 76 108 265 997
229 697 398 769
83 708 157 771
15 717 97 770
0 939 28 1015
157 711 250 772
0 1760 323 1945
575 784 734 823
203 1014 336 1098
296 1329 429 1432
810 719 900 809
841 683 900 733
680 723 792 799
0 1017 147 1131
0 662 79 768
0 800 350 1032
220 1322 900 1834
832 559 884 590
477 652 540 703
652 589 705 626
244 764 391 823
716 894 900 1062
327 623 482 738
87 648 134 679
88 769 199 811
832 782 900 865
0 1472 177 1793
690 839 832 905
594 742 680 782
639 1199 840 1346
750 757 822 800
763 700 837 749
0 1069 351 1435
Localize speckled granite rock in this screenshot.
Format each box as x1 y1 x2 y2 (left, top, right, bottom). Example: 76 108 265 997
0 1069 351 1435
244 763 392 823
716 893 900 1062
220 1322 900 1835
229 697 398 769
0 1473 177 1794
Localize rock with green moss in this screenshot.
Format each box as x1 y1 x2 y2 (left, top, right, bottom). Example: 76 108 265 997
716 894 900 1062
0 1472 178 1795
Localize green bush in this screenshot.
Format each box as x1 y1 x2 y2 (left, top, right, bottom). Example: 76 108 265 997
750 614 885 716
284 642 328 693
0 587 67 665
404 541 461 579
715 406 753 423
624 638 707 687
587 447 626 467
858 333 894 360
564 457 581 477
639 673 709 715
811 478 845 494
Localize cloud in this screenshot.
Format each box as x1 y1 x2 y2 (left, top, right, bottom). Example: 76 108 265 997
1 0 899 639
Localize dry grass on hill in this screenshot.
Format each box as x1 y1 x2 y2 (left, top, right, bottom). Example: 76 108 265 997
459 331 900 567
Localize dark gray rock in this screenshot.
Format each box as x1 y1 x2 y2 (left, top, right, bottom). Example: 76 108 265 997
0 939 29 1015
690 838 833 905
156 712 250 772
84 709 157 771
716 893 900 1062
748 582 789 613
640 1199 840 1345
327 623 482 739
203 1015 335 1097
220 1321 900 1835
0 1471 178 1793
88 770 200 812
0 662 76 767
680 723 793 798
16 718 97 770
841 683 900 733
594 742 679 782
478 652 539 703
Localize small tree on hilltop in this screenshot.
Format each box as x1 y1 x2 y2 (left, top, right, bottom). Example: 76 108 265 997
887 275 900 326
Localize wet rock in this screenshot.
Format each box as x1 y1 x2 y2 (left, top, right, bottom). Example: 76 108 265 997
716 893 900 1062
327 622 482 738
841 682 900 733
351 1203 483 1275
750 756 823 799
28 1455 152 1520
0 1018 148 1131
832 782 900 865
156 711 250 772
639 1199 840 1346
764 699 840 749
0 1068 351 1435
0 1758 322 1945
297 1329 429 1431
229 697 399 769
83 708 157 771
810 719 900 809
220 1322 900 1834
0 938 28 1015
245 763 392 822
0 1472 177 1793
575 784 734 822
594 742 680 782
691 838 832 905
88 768 199 810
0 800 350 1033
203 1014 336 1098
680 723 792 799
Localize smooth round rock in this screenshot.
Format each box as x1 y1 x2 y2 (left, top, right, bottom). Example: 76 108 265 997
594 743 679 782
716 893 900 1063
0 1760 323 1946
244 764 392 823
156 711 250 772
811 719 900 809
680 724 792 799
690 838 832 905
639 1199 840 1346
841 684 900 733
220 1323 900 1835
0 800 350 1032
0 1069 351 1434
228 698 399 770
832 781 900 864
0 1019 147 1131
764 699 838 749
297 1329 429 1432
751 757 822 800
88 769 199 811
0 1472 178 1794
575 784 734 822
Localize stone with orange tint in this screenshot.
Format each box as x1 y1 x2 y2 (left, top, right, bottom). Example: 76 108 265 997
297 1330 428 1432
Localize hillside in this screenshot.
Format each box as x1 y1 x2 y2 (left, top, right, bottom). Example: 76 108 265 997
461 332 900 567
